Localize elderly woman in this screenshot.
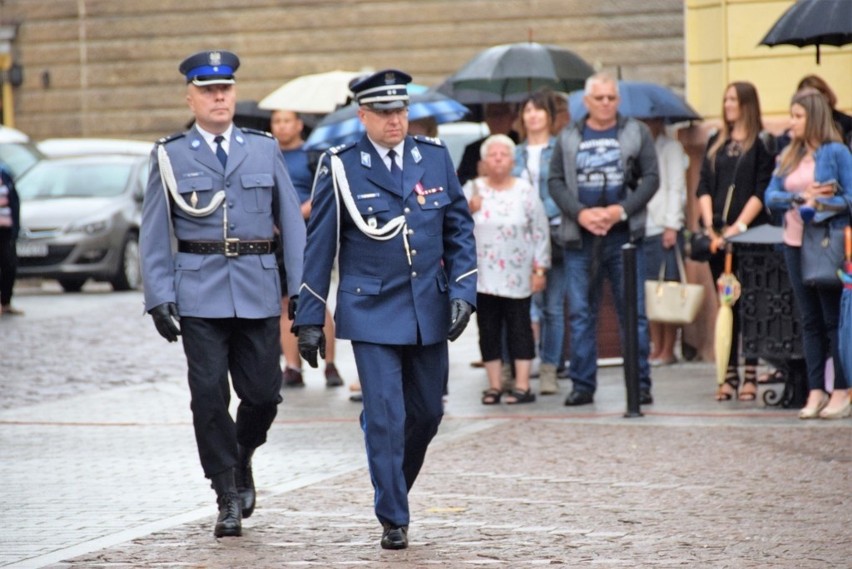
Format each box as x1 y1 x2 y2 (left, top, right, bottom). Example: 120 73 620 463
464 134 550 404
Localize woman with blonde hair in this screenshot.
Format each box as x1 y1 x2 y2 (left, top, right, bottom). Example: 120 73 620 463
696 81 775 401
765 89 852 419
464 134 550 405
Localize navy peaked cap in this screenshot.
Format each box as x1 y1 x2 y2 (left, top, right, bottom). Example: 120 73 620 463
179 50 240 86
350 69 412 110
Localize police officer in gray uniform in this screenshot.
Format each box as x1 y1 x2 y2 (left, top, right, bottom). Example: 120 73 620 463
295 70 477 549
140 50 305 538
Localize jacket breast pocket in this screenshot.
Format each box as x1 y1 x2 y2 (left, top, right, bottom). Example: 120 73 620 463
354 197 390 216
176 177 214 211
241 173 274 213
418 190 451 235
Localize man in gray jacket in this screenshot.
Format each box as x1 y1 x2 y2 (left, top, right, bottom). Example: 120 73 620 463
548 72 658 407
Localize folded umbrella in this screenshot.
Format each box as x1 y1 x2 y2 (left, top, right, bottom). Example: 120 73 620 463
838 227 852 380
304 90 469 151
715 246 741 386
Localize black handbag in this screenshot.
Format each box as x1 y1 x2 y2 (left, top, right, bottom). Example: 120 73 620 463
801 219 848 288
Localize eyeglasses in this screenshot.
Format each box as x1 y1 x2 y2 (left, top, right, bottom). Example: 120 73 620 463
591 95 618 102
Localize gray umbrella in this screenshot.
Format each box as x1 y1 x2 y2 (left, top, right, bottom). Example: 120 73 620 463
760 0 852 64
439 42 594 103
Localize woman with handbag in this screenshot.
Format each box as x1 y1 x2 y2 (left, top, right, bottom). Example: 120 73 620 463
765 89 852 420
641 118 688 366
696 82 774 401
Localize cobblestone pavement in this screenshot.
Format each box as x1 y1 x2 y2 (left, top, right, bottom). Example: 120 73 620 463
2 282 850 568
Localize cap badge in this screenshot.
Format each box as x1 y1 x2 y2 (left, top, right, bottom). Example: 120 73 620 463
209 52 222 66
384 72 395 84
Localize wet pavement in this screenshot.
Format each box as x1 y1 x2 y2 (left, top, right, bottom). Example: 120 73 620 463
1 282 850 568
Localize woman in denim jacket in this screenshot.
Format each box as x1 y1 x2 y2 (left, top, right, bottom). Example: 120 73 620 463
513 91 563 395
765 89 852 420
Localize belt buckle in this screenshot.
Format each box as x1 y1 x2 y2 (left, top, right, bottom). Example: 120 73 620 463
224 237 240 257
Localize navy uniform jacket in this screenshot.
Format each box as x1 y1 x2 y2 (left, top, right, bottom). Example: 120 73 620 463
140 125 305 319
296 134 476 345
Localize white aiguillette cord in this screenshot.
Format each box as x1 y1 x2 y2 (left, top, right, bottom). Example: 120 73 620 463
158 144 226 217
330 154 411 265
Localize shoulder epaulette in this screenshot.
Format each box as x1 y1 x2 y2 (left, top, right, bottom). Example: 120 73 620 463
241 127 274 138
157 132 185 145
327 141 357 155
413 134 443 147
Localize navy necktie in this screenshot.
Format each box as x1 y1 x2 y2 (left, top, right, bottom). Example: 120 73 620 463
387 149 402 187
214 135 228 168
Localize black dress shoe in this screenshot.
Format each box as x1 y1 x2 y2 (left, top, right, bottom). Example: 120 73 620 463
380 525 409 550
236 445 256 518
564 390 594 406
640 390 654 405
214 492 242 537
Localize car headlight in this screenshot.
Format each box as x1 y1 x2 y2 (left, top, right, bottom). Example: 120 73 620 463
67 219 110 235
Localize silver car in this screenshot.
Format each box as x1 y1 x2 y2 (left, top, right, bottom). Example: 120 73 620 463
16 142 151 292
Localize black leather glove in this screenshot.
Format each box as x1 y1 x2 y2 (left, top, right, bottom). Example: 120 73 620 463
447 298 473 342
298 325 326 368
149 302 181 343
287 295 298 335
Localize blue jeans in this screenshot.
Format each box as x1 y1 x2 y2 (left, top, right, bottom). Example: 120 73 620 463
564 229 651 393
532 251 566 367
783 245 846 391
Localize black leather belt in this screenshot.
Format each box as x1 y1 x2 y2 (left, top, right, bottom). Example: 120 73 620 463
178 239 276 257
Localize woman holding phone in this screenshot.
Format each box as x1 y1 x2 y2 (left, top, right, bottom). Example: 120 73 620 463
765 88 852 420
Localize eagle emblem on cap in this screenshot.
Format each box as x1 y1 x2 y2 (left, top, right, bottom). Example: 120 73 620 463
384 72 395 84
209 52 222 66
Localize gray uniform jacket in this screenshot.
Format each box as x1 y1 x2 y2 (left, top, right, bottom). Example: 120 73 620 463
140 125 305 319
548 114 659 249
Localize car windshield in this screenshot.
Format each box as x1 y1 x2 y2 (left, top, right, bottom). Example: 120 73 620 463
17 158 135 200
0 142 45 178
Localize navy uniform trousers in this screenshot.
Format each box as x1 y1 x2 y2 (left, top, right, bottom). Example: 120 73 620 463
354 341 447 526
296 134 477 527
181 316 282 478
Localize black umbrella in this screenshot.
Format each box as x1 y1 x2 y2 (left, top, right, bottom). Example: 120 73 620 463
438 42 594 103
233 100 272 131
760 0 852 64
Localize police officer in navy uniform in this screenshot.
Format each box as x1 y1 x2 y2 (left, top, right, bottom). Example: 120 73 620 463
294 69 477 549
140 50 305 538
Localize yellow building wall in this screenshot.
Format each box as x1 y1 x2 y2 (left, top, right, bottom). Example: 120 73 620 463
686 0 852 132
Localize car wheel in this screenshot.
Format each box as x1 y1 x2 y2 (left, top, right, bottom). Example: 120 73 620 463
58 277 87 293
110 232 142 291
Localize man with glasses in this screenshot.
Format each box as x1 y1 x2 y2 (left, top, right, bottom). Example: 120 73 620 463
548 71 659 407
294 69 476 550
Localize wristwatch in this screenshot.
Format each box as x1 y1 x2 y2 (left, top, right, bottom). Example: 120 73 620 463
619 207 628 222
735 221 748 233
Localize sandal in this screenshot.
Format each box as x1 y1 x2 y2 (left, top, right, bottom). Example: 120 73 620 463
481 388 502 405
739 366 757 401
758 369 785 384
715 368 739 401
505 388 536 405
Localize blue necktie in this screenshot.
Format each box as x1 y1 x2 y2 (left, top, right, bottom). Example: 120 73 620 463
387 149 402 187
214 135 228 168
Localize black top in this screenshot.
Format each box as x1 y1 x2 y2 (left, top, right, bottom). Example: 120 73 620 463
696 132 775 231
